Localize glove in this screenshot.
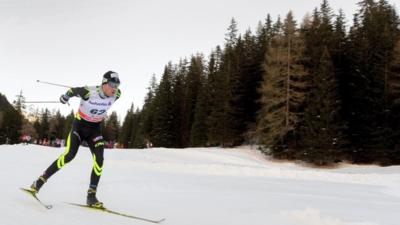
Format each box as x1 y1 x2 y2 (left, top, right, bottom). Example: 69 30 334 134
60 94 70 104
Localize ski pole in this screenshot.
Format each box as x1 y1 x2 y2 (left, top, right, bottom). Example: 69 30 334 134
25 101 70 106
24 101 60 103
36 80 72 88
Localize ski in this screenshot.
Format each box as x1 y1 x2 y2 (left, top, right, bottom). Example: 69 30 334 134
20 188 53 209
65 202 165 224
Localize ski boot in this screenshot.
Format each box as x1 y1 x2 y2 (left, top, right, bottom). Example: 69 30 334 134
87 188 103 208
30 176 47 194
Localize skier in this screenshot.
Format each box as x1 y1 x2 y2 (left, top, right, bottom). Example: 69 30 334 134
30 71 121 208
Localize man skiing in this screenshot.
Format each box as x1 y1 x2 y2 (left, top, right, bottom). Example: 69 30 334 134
30 71 121 208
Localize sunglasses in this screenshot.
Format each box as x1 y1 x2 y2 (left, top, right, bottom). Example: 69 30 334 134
107 81 120 88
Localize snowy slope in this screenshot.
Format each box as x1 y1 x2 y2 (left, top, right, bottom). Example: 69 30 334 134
0 144 399 225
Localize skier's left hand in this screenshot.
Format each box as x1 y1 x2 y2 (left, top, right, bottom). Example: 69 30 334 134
60 94 69 104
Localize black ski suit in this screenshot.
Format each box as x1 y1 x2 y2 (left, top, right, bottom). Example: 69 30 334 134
41 86 121 190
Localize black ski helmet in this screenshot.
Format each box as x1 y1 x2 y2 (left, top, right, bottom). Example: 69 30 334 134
102 71 120 87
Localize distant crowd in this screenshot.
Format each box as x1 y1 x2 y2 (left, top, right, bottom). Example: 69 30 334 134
20 135 120 149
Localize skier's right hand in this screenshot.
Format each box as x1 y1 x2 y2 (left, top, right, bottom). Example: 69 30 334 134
60 94 69 104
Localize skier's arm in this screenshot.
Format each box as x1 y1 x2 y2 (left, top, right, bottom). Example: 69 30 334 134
66 87 91 100
60 86 90 104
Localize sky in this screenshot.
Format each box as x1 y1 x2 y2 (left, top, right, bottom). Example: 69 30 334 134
0 0 384 120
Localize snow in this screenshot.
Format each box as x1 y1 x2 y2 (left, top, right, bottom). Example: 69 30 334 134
0 144 399 225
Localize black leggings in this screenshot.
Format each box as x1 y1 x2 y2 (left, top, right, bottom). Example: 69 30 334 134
42 119 105 189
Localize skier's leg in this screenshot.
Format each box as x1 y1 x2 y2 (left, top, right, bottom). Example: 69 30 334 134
31 125 81 193
86 133 104 207
88 135 104 189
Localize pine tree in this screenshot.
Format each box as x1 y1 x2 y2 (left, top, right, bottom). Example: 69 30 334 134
13 90 26 113
332 9 348 114
206 47 226 146
171 58 188 147
190 68 208 147
63 111 74 138
181 55 204 147
303 2 335 69
151 64 175 147
128 108 142 148
297 48 347 165
136 75 158 147
210 18 243 147
257 11 308 157
345 0 400 162
225 36 245 146
0 92 19 144
36 108 50 141
384 34 400 164
48 110 65 141
103 111 120 144
0 93 13 111
207 48 234 146
9 91 25 143
1 106 23 144
225 18 238 47
332 10 347 59
119 104 135 148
